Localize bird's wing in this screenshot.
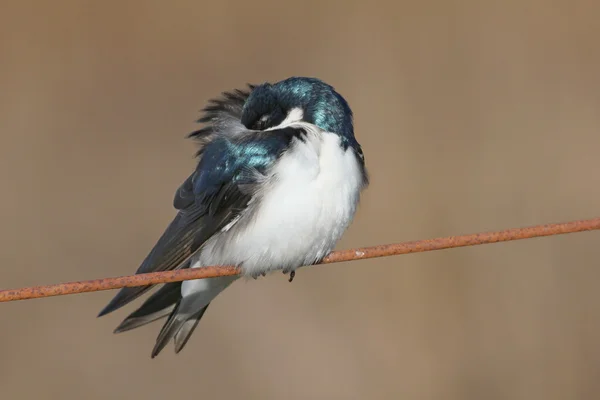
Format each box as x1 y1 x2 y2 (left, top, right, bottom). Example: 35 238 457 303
98 127 307 317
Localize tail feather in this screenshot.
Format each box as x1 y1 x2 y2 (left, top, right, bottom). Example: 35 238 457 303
174 305 210 353
151 302 211 358
104 274 237 358
113 282 182 333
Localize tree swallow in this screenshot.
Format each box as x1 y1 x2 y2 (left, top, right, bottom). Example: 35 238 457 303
97 77 368 358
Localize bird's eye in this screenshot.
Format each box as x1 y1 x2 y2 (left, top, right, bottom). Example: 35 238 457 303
252 114 270 130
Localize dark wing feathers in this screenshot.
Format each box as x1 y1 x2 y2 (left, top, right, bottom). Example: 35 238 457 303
97 211 205 317
172 173 196 210
113 282 182 333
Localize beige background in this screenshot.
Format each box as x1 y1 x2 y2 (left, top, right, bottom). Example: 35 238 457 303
1 1 600 399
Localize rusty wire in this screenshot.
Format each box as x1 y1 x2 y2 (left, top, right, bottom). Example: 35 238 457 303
0 216 598 303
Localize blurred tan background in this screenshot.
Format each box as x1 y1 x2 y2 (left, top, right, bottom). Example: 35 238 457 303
1 1 599 399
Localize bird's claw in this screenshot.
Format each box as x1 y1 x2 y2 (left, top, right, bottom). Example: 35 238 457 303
288 270 295 283
251 271 267 280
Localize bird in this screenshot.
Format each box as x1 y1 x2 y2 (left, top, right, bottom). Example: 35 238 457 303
97 77 369 358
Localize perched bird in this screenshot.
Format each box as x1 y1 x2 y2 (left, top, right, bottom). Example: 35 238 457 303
98 77 368 358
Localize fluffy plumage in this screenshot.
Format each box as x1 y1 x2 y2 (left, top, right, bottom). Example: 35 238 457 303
98 77 368 357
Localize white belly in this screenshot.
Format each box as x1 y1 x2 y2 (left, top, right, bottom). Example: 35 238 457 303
193 129 365 278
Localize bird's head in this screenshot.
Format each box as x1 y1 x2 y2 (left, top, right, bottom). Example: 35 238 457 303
241 77 355 142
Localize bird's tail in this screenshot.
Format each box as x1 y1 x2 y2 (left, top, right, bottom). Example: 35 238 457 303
111 274 237 358
113 283 212 358
110 281 211 357
150 300 210 358
149 275 238 358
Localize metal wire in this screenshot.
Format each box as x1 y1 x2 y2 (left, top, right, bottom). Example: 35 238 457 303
0 216 598 303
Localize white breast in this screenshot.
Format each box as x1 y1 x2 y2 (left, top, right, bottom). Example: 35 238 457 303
195 125 365 278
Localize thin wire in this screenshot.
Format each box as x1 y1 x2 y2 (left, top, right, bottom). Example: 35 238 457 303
0 217 598 303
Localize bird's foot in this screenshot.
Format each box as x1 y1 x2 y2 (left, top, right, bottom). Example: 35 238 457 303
281 268 296 282
251 271 267 280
